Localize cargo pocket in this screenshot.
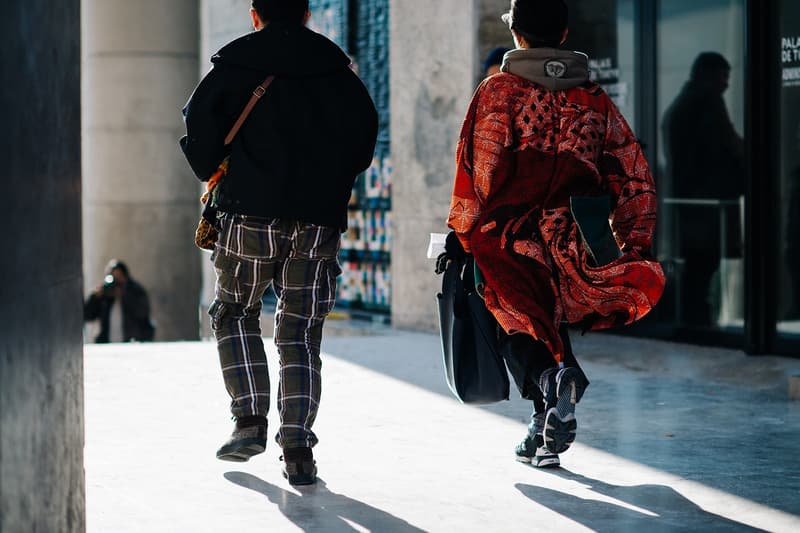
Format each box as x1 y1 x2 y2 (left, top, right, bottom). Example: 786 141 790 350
326 258 343 280
208 299 226 332
213 252 243 303
321 258 343 316
208 298 247 332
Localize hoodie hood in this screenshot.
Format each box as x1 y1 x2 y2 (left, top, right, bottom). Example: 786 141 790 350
211 23 351 77
501 48 589 90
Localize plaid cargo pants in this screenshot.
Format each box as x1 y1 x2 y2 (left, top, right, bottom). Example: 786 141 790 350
209 212 341 449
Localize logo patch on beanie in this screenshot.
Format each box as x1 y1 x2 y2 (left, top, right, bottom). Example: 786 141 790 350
545 60 567 78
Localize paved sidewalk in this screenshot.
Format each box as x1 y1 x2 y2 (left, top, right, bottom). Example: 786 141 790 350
84 328 800 532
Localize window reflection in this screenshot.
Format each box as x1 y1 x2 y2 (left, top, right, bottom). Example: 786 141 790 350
662 52 745 327
778 0 800 336
656 1 746 331
560 0 797 348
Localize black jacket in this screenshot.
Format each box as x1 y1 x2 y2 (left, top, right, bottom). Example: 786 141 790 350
662 81 745 201
662 81 745 253
84 279 155 343
180 23 378 230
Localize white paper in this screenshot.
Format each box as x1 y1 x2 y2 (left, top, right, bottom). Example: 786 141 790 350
427 233 448 259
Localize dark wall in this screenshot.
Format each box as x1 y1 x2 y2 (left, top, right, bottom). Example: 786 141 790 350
0 1 85 531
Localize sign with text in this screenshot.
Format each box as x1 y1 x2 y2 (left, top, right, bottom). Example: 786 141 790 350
565 0 626 107
780 0 800 304
782 36 800 87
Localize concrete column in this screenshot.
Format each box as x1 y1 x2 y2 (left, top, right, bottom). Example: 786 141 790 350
82 0 201 340
201 0 253 60
198 0 253 338
390 0 479 330
390 0 509 330
0 1 85 531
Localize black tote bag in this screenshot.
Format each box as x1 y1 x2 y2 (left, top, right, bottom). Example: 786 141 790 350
436 257 510 404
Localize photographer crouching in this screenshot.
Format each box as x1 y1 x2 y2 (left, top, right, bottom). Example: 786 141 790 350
84 259 155 343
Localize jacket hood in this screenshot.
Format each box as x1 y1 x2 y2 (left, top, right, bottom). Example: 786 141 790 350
211 23 351 77
501 48 589 90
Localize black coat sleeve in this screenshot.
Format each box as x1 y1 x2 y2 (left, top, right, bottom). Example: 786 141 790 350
84 293 103 321
352 75 379 175
180 66 230 181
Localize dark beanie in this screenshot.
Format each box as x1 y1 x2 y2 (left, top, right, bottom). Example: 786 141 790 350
501 0 568 47
105 259 129 278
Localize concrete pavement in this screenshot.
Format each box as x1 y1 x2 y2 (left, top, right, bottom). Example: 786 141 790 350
84 327 800 532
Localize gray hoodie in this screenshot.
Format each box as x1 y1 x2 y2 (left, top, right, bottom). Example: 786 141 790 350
500 48 589 91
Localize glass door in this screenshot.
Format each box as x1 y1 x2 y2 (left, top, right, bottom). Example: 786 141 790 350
566 0 637 126
777 0 800 339
655 0 747 334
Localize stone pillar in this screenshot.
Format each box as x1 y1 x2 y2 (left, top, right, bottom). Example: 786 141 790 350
202 0 253 59
390 0 510 330
198 0 253 338
0 1 85 531
82 0 201 340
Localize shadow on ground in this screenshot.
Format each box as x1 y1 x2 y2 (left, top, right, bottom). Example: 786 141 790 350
515 468 767 533
224 472 426 532
320 330 800 516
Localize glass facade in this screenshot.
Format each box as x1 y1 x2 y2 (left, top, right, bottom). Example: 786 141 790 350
778 0 800 340
564 1 636 123
567 1 795 355
657 1 746 333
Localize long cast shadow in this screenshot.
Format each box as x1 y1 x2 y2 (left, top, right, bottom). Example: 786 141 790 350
320 333 800 516
515 468 767 533
224 471 426 532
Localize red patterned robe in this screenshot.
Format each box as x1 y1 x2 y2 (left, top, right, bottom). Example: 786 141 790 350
447 52 665 363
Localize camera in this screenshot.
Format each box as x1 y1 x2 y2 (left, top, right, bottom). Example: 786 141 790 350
103 274 117 293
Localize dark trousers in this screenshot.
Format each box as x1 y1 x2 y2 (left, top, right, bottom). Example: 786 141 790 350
499 325 589 414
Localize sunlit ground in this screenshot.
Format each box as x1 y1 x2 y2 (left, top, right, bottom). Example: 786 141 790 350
84 332 800 532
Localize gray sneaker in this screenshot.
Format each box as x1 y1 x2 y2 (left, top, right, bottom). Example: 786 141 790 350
515 433 560 468
216 416 267 462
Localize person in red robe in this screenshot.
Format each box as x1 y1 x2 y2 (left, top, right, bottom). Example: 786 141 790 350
445 0 665 466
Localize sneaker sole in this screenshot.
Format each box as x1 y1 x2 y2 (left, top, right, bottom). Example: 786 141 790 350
556 367 580 405
216 438 267 462
533 455 560 468
515 453 560 467
543 408 577 454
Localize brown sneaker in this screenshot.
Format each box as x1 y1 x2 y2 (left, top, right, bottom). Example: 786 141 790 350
281 447 317 486
216 416 267 462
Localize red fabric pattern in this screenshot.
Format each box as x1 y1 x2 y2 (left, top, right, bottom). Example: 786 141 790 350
448 75 665 362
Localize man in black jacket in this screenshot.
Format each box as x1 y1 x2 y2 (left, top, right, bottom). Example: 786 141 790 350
84 260 155 343
662 52 744 326
180 0 377 486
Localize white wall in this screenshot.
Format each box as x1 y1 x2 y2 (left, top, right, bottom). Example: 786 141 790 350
82 0 202 340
